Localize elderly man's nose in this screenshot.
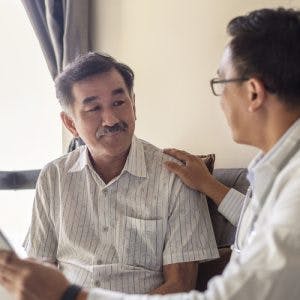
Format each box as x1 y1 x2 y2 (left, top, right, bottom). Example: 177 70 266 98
101 109 119 126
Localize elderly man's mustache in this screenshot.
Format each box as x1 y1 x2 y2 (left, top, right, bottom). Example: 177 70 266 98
96 122 128 139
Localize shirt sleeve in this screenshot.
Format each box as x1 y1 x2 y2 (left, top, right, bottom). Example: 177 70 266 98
163 178 219 265
218 189 244 226
23 166 58 261
88 169 300 300
88 288 202 300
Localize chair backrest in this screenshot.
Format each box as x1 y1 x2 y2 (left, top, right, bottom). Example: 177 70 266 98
196 168 249 291
208 168 249 247
0 170 40 190
68 137 85 152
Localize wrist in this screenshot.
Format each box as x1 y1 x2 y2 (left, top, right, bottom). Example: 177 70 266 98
196 174 217 195
76 290 89 300
61 284 83 300
204 178 229 206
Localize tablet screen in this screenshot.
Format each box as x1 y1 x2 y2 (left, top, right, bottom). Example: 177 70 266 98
0 230 13 251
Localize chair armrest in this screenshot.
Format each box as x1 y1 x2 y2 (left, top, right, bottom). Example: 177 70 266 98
196 246 232 291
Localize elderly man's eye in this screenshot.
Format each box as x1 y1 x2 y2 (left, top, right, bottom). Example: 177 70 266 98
88 106 100 112
113 100 125 107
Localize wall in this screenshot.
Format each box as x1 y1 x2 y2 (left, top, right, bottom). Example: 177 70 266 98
90 0 300 168
0 0 62 252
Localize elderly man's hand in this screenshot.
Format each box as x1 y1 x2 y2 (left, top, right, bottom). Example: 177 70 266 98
0 250 70 300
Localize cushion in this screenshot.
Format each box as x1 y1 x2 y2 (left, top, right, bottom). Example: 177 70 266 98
198 153 215 174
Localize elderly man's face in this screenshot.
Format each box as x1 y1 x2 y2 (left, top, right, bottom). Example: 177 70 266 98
64 68 136 159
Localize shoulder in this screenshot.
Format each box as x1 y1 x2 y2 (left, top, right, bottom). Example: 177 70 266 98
270 150 300 227
275 149 300 189
38 146 85 180
138 138 191 193
139 138 183 165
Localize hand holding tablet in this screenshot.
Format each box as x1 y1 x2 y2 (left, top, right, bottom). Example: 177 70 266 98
0 230 15 300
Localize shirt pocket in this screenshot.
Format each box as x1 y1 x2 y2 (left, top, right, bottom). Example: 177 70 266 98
116 216 164 271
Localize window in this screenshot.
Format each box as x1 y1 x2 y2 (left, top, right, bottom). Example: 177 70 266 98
0 0 62 253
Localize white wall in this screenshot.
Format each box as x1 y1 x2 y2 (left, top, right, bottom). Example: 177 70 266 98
90 0 300 168
0 0 61 249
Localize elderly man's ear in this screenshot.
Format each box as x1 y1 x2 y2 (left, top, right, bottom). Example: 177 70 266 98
132 93 137 120
60 111 79 138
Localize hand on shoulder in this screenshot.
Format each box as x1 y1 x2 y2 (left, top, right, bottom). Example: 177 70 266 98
163 148 229 206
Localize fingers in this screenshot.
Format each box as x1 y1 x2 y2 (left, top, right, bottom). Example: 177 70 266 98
0 251 25 278
0 251 14 267
0 251 15 294
163 148 194 163
0 259 21 296
0 274 15 294
164 161 185 177
0 263 19 280
0 252 22 278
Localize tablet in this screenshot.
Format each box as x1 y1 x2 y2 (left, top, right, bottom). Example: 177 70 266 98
0 229 14 251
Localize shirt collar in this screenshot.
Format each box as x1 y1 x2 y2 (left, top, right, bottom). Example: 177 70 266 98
68 145 93 173
248 118 300 204
68 136 148 179
122 135 148 178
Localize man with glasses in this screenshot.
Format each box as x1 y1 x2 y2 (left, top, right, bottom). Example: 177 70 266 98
1 7 300 300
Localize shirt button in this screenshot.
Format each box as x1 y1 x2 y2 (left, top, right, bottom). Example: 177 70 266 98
103 189 107 196
94 280 101 287
103 226 109 232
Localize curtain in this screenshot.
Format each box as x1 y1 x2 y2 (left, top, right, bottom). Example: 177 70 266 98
0 1 90 190
22 0 90 150
21 0 90 79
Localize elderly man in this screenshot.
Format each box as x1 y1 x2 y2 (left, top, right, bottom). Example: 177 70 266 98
22 53 218 294
1 6 300 300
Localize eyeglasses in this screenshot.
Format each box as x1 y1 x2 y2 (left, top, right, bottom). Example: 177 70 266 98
210 77 249 96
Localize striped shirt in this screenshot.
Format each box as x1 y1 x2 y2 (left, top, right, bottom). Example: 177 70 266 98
24 136 218 293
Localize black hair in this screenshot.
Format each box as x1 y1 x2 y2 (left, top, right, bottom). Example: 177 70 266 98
227 8 300 107
55 52 134 109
